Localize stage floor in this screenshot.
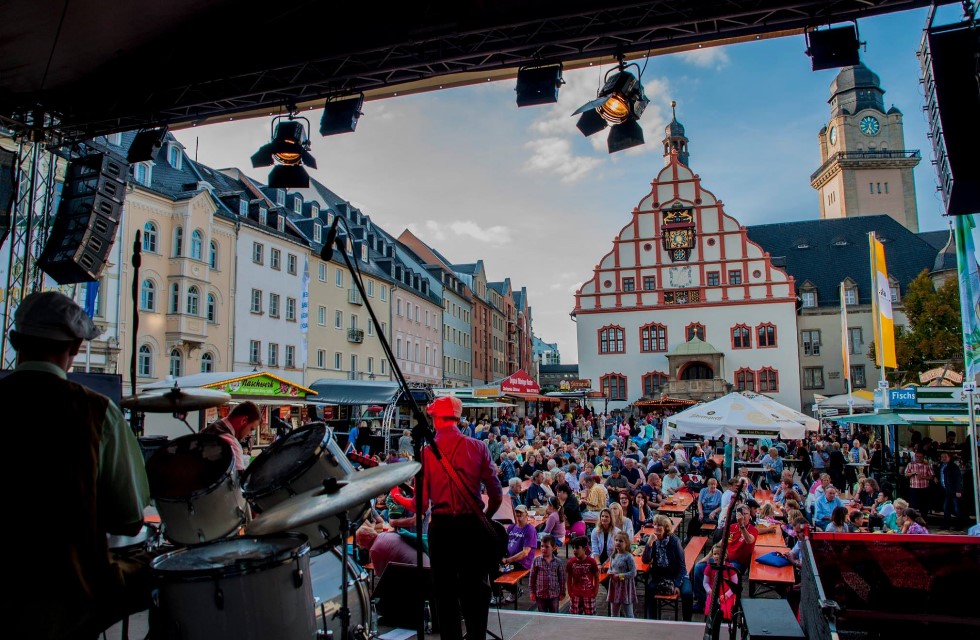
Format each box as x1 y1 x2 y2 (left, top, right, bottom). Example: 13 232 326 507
105 609 706 640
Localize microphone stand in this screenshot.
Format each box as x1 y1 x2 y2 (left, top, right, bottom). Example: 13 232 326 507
129 230 143 436
703 484 745 640
327 222 440 640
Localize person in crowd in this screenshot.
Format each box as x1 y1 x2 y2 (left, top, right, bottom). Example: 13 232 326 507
702 543 740 620
606 531 638 618
542 496 566 544
604 466 629 502
557 484 586 538
565 463 581 493
582 474 610 515
848 510 868 532
529 535 566 613
938 452 963 528
904 450 934 514
505 477 523 511
631 491 656 530
499 452 518 483
203 401 262 472
519 454 536 480
356 524 430 579
590 508 619 564
856 477 879 508
703 458 722 484
609 501 634 539
621 457 645 491
717 477 748 534
397 429 414 457
737 466 756 495
566 536 600 615
883 498 908 532
526 470 548 508
824 506 851 532
616 491 634 525
5 292 151 639
806 473 832 511
496 505 538 605
595 455 613 477
541 470 557 500
902 508 930 534
348 420 361 453
813 486 845 531
760 447 783 489
662 467 685 495
869 439 887 480
673 444 691 473
642 515 693 621
421 395 502 640
690 477 722 538
640 472 665 508
693 504 756 611
811 442 829 474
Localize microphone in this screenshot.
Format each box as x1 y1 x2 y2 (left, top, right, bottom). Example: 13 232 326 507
319 215 341 262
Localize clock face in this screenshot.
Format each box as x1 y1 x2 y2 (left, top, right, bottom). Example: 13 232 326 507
859 116 880 136
828 126 837 145
668 230 690 248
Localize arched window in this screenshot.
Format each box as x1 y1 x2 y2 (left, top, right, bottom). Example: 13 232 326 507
207 293 216 323
731 324 751 349
209 241 218 269
685 322 706 342
169 283 180 313
756 323 777 347
173 226 183 257
598 325 625 354
186 286 200 315
137 280 154 311
143 222 158 253
735 368 756 392
639 323 667 353
169 349 183 378
681 362 713 380
190 230 204 260
600 373 627 401
758 367 779 392
201 352 214 373
138 345 153 377
641 371 668 397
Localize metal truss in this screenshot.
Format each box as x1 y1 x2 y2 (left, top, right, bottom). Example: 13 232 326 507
1 0 945 141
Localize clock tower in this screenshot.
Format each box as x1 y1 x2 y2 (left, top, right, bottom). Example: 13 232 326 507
810 64 921 232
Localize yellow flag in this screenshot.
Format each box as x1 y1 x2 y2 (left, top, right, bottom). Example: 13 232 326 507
869 233 897 369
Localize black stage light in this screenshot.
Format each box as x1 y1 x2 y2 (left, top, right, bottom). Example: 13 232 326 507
127 126 168 163
251 115 317 189
320 94 365 136
515 64 564 107
572 64 650 153
806 25 861 71
607 120 645 154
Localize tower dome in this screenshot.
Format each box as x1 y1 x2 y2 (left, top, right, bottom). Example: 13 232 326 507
662 101 690 166
828 63 885 116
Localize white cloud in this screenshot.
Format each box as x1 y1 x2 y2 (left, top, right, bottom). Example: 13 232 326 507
676 47 731 70
524 137 601 183
449 220 512 246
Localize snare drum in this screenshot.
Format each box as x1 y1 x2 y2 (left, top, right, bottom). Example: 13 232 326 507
242 423 354 513
146 433 247 546
151 534 315 640
107 523 159 557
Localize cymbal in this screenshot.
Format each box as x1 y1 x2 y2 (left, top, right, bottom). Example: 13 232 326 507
246 462 420 537
121 388 231 413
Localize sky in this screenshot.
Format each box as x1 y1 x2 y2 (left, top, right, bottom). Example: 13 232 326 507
173 5 966 366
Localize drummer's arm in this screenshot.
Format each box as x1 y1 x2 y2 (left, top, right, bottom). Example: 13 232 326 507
99 403 149 536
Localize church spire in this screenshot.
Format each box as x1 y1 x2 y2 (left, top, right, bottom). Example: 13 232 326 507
662 100 690 166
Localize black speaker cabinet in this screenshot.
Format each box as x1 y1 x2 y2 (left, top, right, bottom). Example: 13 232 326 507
740 599 805 640
373 562 439 632
39 152 126 283
807 26 861 71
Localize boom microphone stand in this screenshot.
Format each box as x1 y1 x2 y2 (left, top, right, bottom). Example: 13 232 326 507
703 481 745 640
322 217 440 640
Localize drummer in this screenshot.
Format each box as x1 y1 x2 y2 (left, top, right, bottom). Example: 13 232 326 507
202 401 262 470
2 292 150 639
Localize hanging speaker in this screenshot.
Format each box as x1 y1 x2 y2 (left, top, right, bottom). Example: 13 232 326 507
39 152 126 284
806 25 861 71
0 147 15 247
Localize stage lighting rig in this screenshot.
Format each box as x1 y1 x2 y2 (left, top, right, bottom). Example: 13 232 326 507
573 61 650 153
251 111 317 189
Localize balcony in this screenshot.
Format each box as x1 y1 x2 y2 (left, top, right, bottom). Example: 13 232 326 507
348 289 363 305
811 149 920 182
347 328 364 343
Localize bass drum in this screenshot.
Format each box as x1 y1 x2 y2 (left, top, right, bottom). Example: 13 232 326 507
151 534 315 640
146 433 246 546
310 548 369 639
242 422 355 513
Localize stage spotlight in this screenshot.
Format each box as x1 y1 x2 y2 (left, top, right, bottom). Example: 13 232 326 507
515 64 564 107
251 115 317 189
127 126 168 163
572 63 650 153
806 24 861 71
320 94 364 136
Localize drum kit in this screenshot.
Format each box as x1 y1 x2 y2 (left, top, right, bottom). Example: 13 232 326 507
120 390 420 640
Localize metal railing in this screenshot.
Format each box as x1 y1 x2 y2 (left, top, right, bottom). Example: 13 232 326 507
811 149 920 181
347 328 364 343
800 539 841 640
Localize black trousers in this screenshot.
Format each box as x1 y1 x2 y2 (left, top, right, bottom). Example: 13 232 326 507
429 513 492 640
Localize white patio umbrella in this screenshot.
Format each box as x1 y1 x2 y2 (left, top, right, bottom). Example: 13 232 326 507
664 392 806 441
741 390 819 431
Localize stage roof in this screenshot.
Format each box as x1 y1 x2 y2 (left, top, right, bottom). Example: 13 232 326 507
0 1 948 141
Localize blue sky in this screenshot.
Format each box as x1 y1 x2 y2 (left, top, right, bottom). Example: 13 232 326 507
175 5 967 366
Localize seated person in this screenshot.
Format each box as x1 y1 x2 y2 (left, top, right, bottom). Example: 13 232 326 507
662 467 685 495
813 486 845 531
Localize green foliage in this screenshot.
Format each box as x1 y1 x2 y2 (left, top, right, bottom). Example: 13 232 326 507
892 270 963 382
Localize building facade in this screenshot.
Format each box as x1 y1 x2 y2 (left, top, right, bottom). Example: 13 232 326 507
455 260 494 385
574 116 802 410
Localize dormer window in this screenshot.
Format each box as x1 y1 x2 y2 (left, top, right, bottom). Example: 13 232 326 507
259 208 268 225
346 238 353 256
292 196 302 214
277 216 284 233
313 223 322 243
167 145 182 170
276 190 285 206
134 163 151 186
311 203 319 217
361 244 368 262
239 199 248 217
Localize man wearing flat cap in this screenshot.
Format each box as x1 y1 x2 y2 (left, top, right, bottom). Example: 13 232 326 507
1 291 150 639
421 395 502 640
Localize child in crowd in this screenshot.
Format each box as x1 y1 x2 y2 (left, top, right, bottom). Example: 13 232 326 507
529 535 566 612
606 531 637 617
702 543 739 619
566 536 600 615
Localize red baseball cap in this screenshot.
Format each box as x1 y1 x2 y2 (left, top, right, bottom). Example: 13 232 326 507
427 396 462 421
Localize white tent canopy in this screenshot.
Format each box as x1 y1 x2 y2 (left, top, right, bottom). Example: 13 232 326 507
741 391 819 431
816 393 874 411
665 392 806 440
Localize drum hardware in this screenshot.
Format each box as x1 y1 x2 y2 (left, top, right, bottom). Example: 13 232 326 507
121 385 232 415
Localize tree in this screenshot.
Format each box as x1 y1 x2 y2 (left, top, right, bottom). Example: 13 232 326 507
890 270 963 383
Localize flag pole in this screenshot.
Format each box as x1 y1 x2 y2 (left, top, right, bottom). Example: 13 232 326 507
841 282 853 415
968 390 980 527
870 232 890 410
